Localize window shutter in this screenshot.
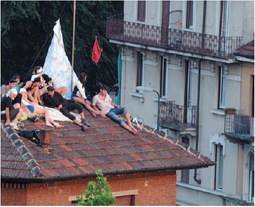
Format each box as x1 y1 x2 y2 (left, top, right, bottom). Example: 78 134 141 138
137 0 146 22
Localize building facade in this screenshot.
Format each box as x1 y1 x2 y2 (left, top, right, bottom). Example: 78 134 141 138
106 0 254 205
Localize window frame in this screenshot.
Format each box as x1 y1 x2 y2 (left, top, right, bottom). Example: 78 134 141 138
160 56 168 98
214 144 224 191
69 190 138 206
217 66 226 109
181 137 190 184
136 51 144 87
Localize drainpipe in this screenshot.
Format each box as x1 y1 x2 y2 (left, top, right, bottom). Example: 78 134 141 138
193 0 207 185
193 59 202 185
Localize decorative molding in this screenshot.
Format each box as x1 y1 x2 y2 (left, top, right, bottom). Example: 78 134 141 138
144 60 159 66
223 74 241 82
109 40 237 64
122 56 134 62
191 68 216 77
168 64 182 71
69 190 139 202
209 134 226 156
211 109 225 116
112 189 139 197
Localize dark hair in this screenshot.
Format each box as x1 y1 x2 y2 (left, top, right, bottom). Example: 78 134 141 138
42 74 52 83
47 86 54 92
33 77 41 83
99 84 109 92
12 74 20 80
9 78 17 84
79 72 87 85
33 66 42 74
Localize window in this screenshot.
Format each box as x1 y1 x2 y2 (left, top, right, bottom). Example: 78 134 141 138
221 0 228 36
181 137 190 183
218 66 226 109
113 190 138 206
214 144 224 190
137 0 146 22
186 0 193 29
160 57 167 97
136 52 143 87
69 191 137 206
184 60 192 123
115 195 136 206
249 153 254 202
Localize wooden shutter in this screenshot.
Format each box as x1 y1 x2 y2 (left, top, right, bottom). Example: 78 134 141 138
186 0 193 29
137 0 146 21
161 0 170 45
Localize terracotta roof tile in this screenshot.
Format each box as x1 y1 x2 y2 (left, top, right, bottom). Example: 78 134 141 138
1 111 214 181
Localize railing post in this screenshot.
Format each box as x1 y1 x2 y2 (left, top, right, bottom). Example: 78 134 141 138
224 108 236 133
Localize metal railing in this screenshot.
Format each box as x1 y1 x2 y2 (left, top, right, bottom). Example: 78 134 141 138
224 113 254 137
106 18 243 59
159 101 197 130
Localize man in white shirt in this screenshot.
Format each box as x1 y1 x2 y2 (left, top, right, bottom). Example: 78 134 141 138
92 85 137 134
72 72 101 117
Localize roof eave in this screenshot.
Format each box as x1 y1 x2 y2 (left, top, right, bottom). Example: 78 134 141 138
235 55 254 63
1 162 214 184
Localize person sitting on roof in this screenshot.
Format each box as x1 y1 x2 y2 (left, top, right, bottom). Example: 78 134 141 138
30 66 67 96
72 72 102 117
92 84 138 135
1 79 21 127
7 81 63 129
41 86 89 131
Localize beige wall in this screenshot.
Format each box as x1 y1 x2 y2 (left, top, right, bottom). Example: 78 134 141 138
240 63 254 116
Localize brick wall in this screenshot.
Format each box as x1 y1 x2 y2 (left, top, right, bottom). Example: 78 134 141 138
1 171 176 206
1 183 27 205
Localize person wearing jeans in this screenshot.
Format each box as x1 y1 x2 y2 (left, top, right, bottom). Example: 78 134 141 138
41 86 89 131
92 84 137 134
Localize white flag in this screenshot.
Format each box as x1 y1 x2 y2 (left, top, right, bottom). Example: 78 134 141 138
43 19 81 99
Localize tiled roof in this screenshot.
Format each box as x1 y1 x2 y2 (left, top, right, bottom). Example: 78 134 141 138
1 128 39 180
234 40 254 59
1 111 214 182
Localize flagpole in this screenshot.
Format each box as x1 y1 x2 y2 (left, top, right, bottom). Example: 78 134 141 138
71 0 76 91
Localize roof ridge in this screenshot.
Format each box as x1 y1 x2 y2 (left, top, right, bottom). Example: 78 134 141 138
142 125 207 163
1 125 42 178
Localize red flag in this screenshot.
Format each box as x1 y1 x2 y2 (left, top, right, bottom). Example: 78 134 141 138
91 38 103 64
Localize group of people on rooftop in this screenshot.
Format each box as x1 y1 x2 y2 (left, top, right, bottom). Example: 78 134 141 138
1 66 138 134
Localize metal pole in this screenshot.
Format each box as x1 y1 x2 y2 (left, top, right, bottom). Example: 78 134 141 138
71 0 77 91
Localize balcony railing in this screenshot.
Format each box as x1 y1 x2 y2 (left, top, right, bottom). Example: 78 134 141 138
159 101 197 131
224 111 254 143
106 18 243 59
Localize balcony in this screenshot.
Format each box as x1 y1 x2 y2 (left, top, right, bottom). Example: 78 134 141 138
224 109 254 144
106 18 243 59
159 101 197 132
